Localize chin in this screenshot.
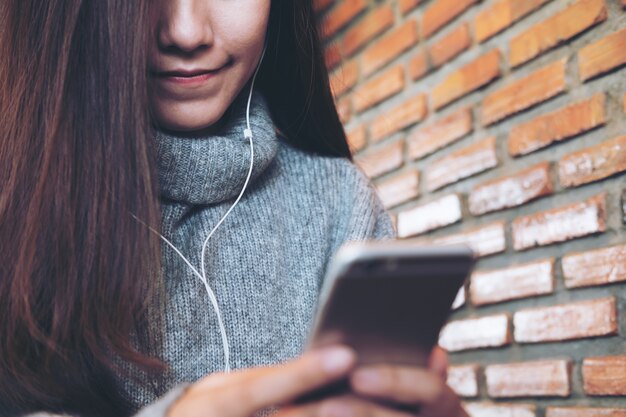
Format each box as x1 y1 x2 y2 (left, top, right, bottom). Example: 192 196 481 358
153 103 227 134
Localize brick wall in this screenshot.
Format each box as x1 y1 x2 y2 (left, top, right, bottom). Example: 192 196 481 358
317 0 626 415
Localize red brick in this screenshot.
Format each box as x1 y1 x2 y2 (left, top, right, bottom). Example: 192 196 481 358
433 222 506 258
486 360 571 398
512 194 606 251
427 136 498 191
409 49 430 81
408 107 473 160
325 43 342 70
514 297 617 343
470 259 554 306
432 49 501 110
583 356 626 396
337 96 352 124
448 365 479 398
439 314 510 352
422 0 478 38
355 140 404 179
397 194 462 237
469 162 553 215
464 402 537 417
399 0 421 15
559 135 626 188
346 125 366 153
508 94 606 156
481 58 566 126
563 244 626 289
362 20 419 77
509 0 607 68
579 27 626 81
342 5 394 57
474 0 552 43
429 23 472 68
370 94 428 142
329 60 359 98
547 407 626 417
375 170 420 209
353 66 405 112
321 0 368 39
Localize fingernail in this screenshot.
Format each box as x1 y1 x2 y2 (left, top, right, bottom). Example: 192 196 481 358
321 347 355 374
353 369 380 389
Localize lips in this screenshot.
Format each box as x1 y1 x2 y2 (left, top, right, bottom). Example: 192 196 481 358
155 68 222 78
150 66 226 91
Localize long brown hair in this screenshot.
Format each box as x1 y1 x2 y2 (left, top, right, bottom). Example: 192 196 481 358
0 0 162 415
259 0 352 159
0 0 350 415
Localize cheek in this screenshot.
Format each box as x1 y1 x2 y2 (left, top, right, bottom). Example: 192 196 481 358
214 0 270 59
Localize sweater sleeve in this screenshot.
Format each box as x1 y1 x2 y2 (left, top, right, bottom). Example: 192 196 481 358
20 383 191 417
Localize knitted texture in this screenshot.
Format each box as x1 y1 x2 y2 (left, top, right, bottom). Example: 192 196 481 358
124 91 396 415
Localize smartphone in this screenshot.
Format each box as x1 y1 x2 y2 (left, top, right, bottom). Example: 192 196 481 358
294 241 475 405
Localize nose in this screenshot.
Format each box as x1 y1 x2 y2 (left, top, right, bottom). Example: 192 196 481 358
157 0 213 53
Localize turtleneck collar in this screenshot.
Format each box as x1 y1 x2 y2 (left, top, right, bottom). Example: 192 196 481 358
154 91 280 205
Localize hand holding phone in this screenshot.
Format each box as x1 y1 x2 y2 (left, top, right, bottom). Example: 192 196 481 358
294 242 474 406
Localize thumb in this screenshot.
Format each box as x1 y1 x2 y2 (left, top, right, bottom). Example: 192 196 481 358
221 345 358 415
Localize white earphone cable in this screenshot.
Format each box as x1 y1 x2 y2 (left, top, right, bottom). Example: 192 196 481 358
196 45 266 373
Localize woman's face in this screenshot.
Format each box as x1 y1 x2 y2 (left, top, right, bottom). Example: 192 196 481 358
149 0 271 133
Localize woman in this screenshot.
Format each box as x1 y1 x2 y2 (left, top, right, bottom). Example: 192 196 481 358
0 0 468 416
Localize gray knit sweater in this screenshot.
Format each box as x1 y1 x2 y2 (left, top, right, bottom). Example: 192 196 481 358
29 92 395 416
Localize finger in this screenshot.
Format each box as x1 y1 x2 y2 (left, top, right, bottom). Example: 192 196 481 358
428 346 449 380
276 394 416 417
350 365 450 405
217 345 357 415
351 365 467 417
